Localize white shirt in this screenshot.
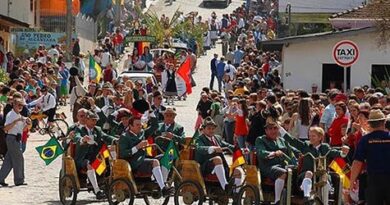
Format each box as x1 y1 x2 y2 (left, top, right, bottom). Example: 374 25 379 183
5 110 25 135
29 92 56 111
48 48 59 58
101 52 111 67
224 64 236 80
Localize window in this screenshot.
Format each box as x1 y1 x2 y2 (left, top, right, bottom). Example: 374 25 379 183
30 0 34 12
371 65 390 88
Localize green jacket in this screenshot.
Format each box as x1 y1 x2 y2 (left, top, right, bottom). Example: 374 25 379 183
95 96 114 109
195 134 234 172
154 122 185 151
282 133 344 173
74 126 116 169
118 117 158 169
107 118 126 137
255 135 300 171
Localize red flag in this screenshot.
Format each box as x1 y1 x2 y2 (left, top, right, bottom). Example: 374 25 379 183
176 57 192 94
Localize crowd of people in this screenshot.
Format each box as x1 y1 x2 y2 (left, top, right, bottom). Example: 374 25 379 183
0 0 389 205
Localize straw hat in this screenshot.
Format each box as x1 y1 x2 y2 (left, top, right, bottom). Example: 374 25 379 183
367 109 386 122
163 107 176 115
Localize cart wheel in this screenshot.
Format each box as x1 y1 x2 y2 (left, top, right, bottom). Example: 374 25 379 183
174 181 204 205
237 185 260 205
108 178 135 205
59 175 78 205
38 120 46 135
50 119 69 138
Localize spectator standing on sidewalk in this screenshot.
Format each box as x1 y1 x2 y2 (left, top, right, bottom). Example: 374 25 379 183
216 57 226 93
0 97 31 187
209 54 218 90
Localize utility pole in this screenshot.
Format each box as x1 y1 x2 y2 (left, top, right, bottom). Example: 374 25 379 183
66 0 72 61
7 0 12 16
286 3 291 37
115 0 121 28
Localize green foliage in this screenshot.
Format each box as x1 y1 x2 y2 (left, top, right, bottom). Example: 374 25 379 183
0 69 10 84
140 9 206 53
371 67 390 92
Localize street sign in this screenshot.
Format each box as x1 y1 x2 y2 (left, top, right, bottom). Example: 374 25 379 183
332 40 359 67
332 40 359 93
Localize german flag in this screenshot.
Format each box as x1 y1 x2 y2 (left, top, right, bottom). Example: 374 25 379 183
146 136 155 157
230 145 245 174
91 144 110 175
91 155 106 176
329 157 350 188
99 144 110 159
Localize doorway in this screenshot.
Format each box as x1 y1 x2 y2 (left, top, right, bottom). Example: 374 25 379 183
322 64 350 92
371 65 390 88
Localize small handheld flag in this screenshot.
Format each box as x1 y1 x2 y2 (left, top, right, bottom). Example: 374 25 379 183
99 144 110 159
91 155 107 176
91 144 110 175
160 141 179 171
146 136 155 157
230 145 245 174
329 157 351 188
36 137 64 165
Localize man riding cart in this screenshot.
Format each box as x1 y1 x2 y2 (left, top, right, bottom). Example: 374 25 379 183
73 111 117 199
118 112 174 197
255 118 300 205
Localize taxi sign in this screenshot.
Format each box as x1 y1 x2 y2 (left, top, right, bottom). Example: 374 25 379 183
332 40 359 67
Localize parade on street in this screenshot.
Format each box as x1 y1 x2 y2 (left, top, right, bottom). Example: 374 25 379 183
0 0 390 205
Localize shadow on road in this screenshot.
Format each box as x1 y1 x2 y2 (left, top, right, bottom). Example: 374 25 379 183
43 199 105 205
198 2 229 9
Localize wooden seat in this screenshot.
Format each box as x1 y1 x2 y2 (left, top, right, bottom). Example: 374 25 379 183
133 171 152 178
262 177 275 186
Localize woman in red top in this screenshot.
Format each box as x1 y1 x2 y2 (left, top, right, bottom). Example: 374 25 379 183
328 102 349 146
234 99 249 148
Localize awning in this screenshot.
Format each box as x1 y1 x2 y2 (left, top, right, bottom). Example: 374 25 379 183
0 14 29 28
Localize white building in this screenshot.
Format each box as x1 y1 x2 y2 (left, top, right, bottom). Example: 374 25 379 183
0 0 37 27
0 0 40 52
263 27 390 92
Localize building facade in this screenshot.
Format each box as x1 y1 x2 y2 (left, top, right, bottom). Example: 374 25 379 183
264 27 390 92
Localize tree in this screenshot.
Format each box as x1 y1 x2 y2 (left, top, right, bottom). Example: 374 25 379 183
373 0 390 48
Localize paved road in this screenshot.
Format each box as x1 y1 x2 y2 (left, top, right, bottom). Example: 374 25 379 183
0 0 240 204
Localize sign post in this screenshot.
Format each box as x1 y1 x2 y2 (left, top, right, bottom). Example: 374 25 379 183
332 40 359 93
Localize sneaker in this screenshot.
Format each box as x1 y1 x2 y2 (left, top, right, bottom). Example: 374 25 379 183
161 186 174 198
0 182 8 187
96 190 106 200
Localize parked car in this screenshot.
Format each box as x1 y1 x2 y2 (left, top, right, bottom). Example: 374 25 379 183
118 71 158 87
203 0 230 7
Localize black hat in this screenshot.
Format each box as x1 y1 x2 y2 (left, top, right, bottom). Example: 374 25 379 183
202 116 217 128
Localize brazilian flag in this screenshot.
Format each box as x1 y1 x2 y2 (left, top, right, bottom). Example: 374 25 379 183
35 137 64 165
160 141 179 171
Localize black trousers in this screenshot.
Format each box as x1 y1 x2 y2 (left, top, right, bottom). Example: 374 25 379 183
367 174 390 205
